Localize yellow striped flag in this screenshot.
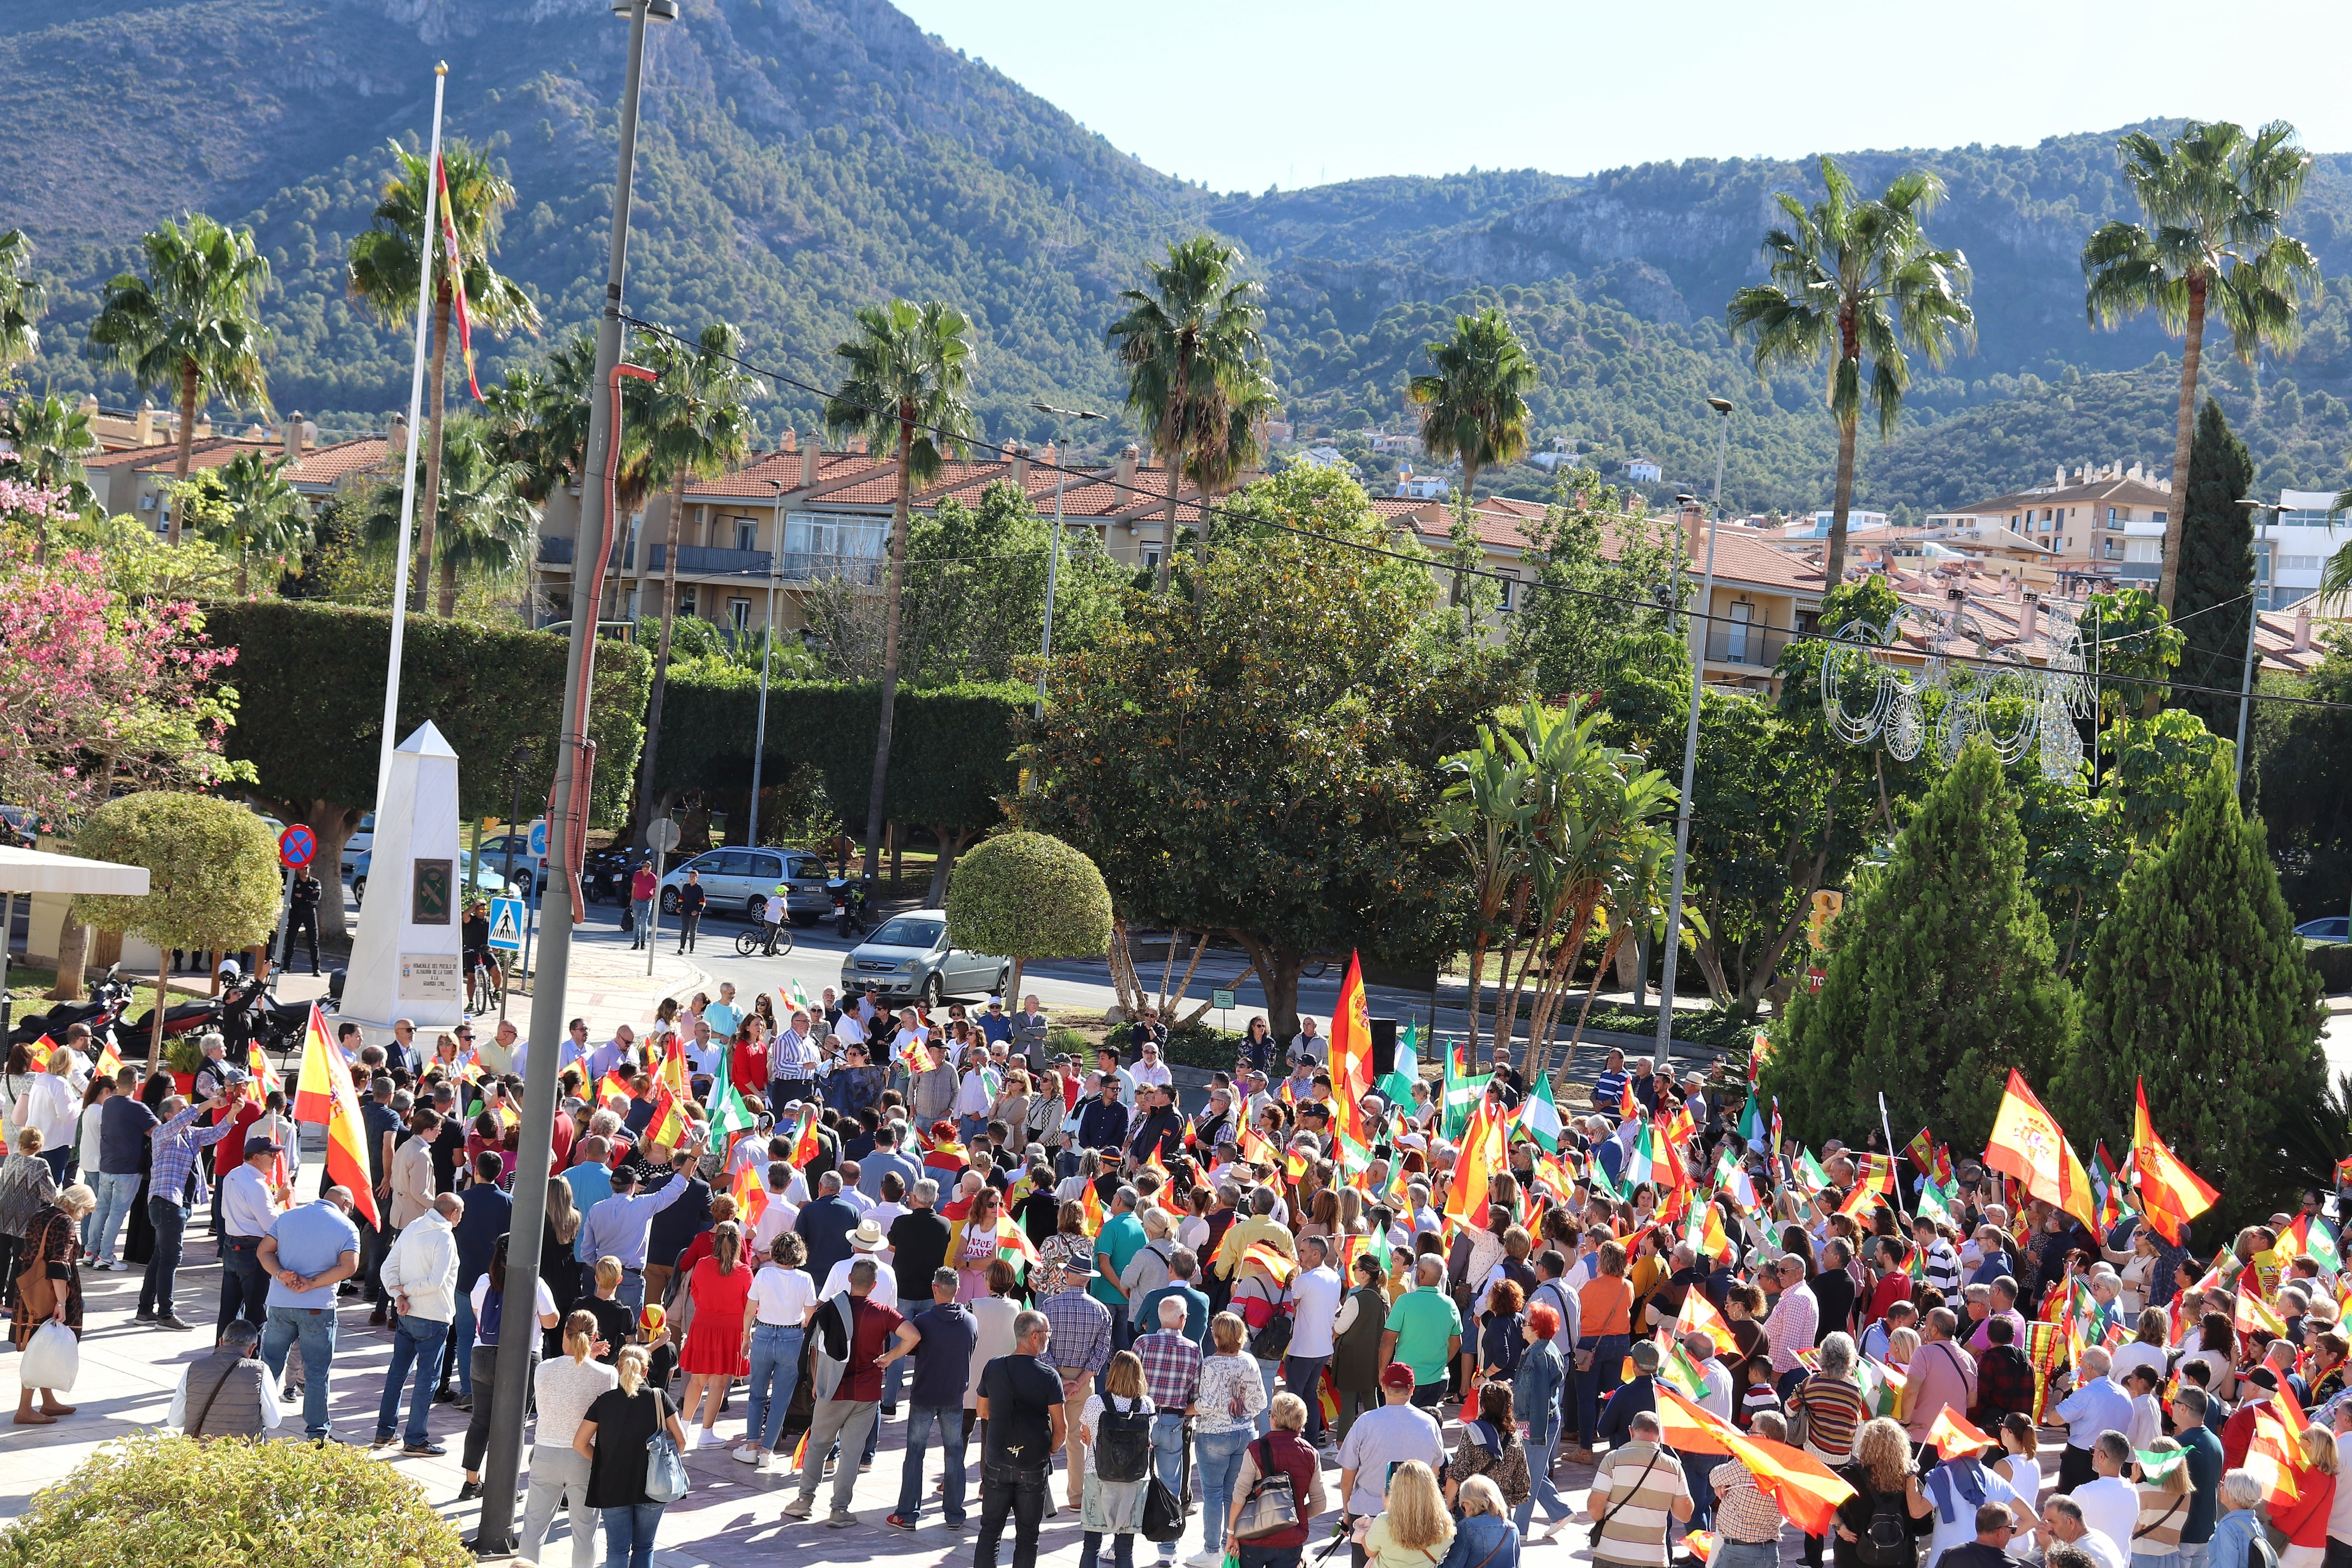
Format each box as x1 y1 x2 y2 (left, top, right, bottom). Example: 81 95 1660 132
1241 1241 1297 1285
295 1003 379 1228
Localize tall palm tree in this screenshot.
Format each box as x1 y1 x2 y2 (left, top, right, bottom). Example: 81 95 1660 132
634 321 756 846
823 298 978 880
0 229 44 369
1182 351 1281 599
1728 156 1975 590
205 448 308 595
2082 120 2320 611
358 418 537 611
347 139 539 613
1409 306 1538 615
86 213 272 538
1107 235 1269 596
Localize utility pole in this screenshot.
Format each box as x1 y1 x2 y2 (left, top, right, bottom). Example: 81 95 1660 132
472 1 673 1553
746 478 787 846
1653 397 1734 1077
2233 496 2279 793
1028 403 1105 718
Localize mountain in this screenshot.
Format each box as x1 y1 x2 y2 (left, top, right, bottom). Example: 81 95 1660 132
4 0 2351 511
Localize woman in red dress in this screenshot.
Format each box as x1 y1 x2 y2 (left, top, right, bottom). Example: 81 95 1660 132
676 1220 752 1449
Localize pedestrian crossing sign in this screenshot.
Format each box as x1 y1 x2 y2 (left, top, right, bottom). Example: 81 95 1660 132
487 896 525 953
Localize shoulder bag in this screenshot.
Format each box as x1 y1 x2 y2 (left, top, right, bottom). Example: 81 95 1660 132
1233 1436 1301 1540
1587 1448 1663 1548
1142 1425 1192 1543
644 1393 691 1503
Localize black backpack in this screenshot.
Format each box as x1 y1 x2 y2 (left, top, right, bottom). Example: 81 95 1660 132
1854 1488 1913 1568
1095 1395 1152 1483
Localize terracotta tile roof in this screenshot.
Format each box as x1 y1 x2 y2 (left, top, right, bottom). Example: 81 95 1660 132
684 448 1212 520
1955 477 2173 513
88 436 256 471
284 438 390 487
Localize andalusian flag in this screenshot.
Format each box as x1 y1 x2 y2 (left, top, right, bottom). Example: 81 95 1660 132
1916 1177 1957 1230
785 979 815 1013
2132 1078 2219 1245
1441 1057 1490 1142
1376 1020 1419 1108
1795 1149 1831 1192
995 1216 1040 1267
1328 952 1374 1149
1985 1068 2098 1232
1519 1072 1563 1152
2283 1212 2342 1273
707 1051 757 1141
1854 1357 1906 1419
1737 1093 1766 1152
2135 1446 2189 1483
294 1004 379 1227
1659 1336 1712 1401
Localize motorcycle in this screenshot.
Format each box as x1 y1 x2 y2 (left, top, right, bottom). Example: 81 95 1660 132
827 876 873 939
7 964 133 1050
581 844 648 905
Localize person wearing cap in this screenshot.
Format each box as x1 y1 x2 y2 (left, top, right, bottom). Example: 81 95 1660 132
1335 1362 1448 1550
215 1133 286 1339
1589 1335 1662 1455
1042 1256 1115 1510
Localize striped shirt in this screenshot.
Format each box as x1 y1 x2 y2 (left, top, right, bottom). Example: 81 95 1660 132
1919 1237 1962 1295
1791 1373 1870 1461
2134 1486 2190 1552
1592 1441 1690 1566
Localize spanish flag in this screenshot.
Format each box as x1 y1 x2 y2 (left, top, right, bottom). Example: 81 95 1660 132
1238 1122 1280 1169
1983 1068 2098 1232
245 1040 282 1106
729 1160 768 1228
1445 1099 1506 1228
294 1003 379 1228
1677 1288 1740 1355
2246 1398 2306 1503
596 1067 636 1107
2132 1078 2219 1245
94 1037 122 1081
1241 1241 1297 1286
1926 1406 1994 1460
1653 1385 1855 1534
1081 1181 1105 1237
1327 952 1373 1149
645 1080 691 1151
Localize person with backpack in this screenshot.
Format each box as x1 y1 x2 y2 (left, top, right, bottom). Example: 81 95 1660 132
1835 1417 1933 1568
1222 1390 1328 1568
1079 1349 1159 1568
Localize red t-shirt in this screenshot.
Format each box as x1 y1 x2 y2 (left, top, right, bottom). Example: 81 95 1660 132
837 1297 906 1402
1866 1269 1912 1325
548 1111 575 1170
729 1040 769 1095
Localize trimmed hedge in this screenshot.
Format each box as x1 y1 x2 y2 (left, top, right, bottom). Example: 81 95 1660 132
945 832 1112 959
653 663 1026 831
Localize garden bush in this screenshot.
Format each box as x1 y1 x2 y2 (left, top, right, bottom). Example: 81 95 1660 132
0 1431 470 1568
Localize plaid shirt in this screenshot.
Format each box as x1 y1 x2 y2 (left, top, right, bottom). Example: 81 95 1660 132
151 1105 238 1208
1971 1342 2039 1427
1714 1463 1785 1544
1134 1329 1202 1412
1042 1287 1112 1377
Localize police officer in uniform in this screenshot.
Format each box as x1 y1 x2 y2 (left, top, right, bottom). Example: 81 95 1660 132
287 866 324 974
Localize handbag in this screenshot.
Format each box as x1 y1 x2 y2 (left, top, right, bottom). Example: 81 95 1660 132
1142 1427 1192 1544
644 1393 690 1504
1234 1437 1301 1541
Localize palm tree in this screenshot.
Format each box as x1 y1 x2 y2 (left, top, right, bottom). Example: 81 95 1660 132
347 139 539 613
823 298 978 880
634 322 756 846
1107 236 1269 596
358 418 537 611
0 230 44 369
1437 710 1538 1061
86 214 272 538
1181 352 1281 599
2 390 100 492
1409 306 1538 616
1728 156 1975 590
2082 120 2320 611
204 448 308 595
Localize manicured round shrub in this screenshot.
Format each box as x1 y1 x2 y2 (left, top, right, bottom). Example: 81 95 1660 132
945 830 1112 960
0 1432 470 1568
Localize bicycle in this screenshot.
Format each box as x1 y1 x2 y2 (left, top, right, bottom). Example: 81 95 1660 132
735 920 794 958
468 952 502 1016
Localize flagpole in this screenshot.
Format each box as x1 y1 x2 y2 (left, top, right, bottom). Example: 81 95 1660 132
1877 1092 1909 1223
373 63 447 815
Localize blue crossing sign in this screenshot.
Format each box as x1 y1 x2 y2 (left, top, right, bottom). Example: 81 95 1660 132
486 896 526 953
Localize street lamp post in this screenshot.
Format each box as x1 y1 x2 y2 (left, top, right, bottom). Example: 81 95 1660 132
2233 496 2280 792
472 0 674 1553
746 477 787 847
1029 403 1106 719
1653 398 1735 1076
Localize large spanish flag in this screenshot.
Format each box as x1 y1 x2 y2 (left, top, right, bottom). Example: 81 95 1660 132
2132 1078 2219 1245
1327 951 1373 1148
1654 1385 1855 1534
294 1004 379 1228
1444 1098 1506 1227
1983 1069 2098 1232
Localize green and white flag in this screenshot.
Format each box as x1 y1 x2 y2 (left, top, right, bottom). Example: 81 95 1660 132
2134 1447 2188 1483
1442 1060 1492 1142
1521 1072 1563 1152
1376 1020 1420 1110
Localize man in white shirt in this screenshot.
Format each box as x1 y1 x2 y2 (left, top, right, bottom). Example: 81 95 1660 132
818 1220 898 1300
773 1013 819 1096
515 1017 588 1087
687 1019 725 1080
2039 1495 2125 1568
836 1165 876 1218
2069 1432 2142 1552
168 1320 285 1434
1131 1041 1172 1092
750 1163 799 1257
216 1136 285 1337
834 1009 868 1056
761 888 789 955
1284 1236 1345 1449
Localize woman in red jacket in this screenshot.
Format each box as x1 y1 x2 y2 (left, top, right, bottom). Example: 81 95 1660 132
726 1025 768 1107
1222 1392 1327 1568
2270 1423 2338 1568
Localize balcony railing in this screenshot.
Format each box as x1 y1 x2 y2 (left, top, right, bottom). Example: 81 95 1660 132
779 552 884 586
1704 624 1791 669
645 544 774 576
536 535 631 568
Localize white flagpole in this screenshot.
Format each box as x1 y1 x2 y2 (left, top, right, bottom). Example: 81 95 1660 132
373 61 448 815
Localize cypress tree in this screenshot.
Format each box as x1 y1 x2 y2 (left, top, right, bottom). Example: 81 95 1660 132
2058 758 2326 1229
2168 397 2256 736
1766 737 2078 1151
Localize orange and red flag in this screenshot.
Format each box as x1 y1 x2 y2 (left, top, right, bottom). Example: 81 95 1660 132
2132 1078 2219 1245
1983 1069 2098 1232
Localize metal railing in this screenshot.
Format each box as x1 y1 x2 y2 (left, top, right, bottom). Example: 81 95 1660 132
1704 624 1791 669
644 544 774 576
535 536 631 568
779 551 884 586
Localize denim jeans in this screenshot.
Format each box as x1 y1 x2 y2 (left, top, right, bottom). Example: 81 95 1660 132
1253 1356 1280 1436
376 1313 450 1444
217 1234 270 1336
977 1461 1049 1568
1282 1354 1330 1444
88 1170 141 1263
452 1287 478 1396
1515 1428 1576 1535
746 1323 803 1450
1195 1426 1251 1557
1238 1548 1303 1568
1573 1331 1628 1445
895 1401 968 1525
629 899 652 947
1081 1530 1136 1568
1150 1411 1188 1560
882 1299 927 1407
1676 1452 1721 1538
600 1501 665 1568
1716 1543 1782 1568
2176 1545 2209 1568
39 1147 72 1185
138 1195 189 1317
263 1305 340 1438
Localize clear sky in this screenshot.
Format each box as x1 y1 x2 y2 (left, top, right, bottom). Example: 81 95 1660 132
893 0 2352 193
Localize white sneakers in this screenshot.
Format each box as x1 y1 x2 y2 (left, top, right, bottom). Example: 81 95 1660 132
733 1444 762 1465
683 1427 704 1451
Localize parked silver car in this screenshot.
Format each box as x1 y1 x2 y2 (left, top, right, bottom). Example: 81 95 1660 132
657 847 833 923
840 910 1009 1008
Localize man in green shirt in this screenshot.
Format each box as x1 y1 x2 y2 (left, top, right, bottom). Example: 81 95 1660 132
1090 1187 1149 1342
1381 1254 1463 1408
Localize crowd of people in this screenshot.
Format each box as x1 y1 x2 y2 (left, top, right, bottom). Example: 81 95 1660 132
2 990 2345 1568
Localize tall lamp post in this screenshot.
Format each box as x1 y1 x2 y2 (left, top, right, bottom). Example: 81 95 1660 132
745 477 787 846
1028 402 1105 719
2233 495 2280 792
472 0 674 1553
1653 397 1735 1076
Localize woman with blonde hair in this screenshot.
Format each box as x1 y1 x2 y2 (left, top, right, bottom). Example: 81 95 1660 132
1038 1197 1094 1279
1196 1311 1269 1561
575 1343 687 1568
1439 1475 1520 1568
2130 1435 2192 1568
1361 1459 1455 1568
523 1309 617 1568
1221 1389 1327 1568
1832 1417 1930 1566
540 1173 583 1357
677 1220 750 1448
2270 1425 2338 1568
1078 1349 1157 1568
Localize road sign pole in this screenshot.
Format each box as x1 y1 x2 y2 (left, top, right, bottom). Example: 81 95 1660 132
270 867 294 975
